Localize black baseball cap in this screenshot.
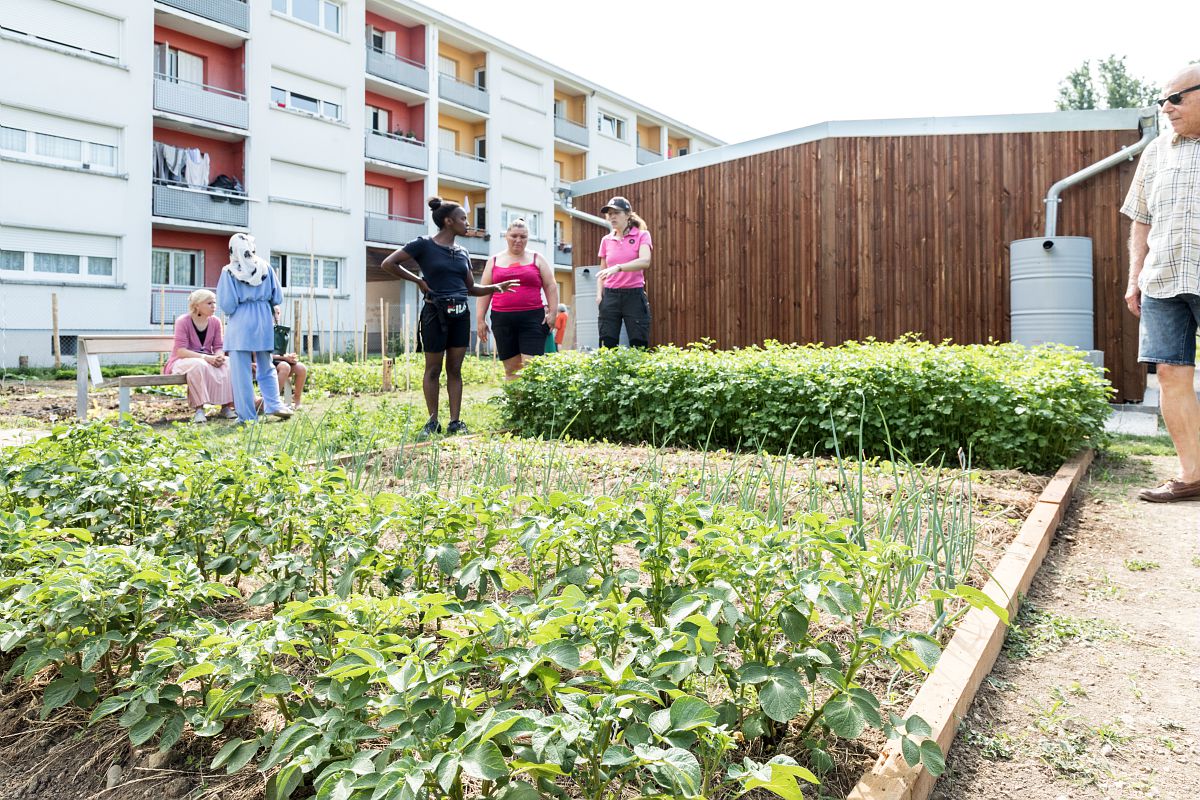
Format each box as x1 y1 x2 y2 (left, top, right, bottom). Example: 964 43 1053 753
600 196 632 214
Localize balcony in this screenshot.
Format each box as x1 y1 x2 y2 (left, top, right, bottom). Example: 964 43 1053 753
553 243 573 267
365 46 428 93
153 182 248 227
439 148 488 185
637 147 664 166
365 213 426 246
438 73 488 114
154 74 248 129
554 115 588 148
157 0 248 32
150 286 205 324
461 235 490 257
365 131 427 171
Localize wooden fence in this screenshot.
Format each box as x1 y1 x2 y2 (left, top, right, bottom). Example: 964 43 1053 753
574 128 1146 401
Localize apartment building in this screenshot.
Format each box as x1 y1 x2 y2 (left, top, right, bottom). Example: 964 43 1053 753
0 0 721 365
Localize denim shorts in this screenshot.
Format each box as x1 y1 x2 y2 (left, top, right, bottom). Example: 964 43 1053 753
1138 293 1200 365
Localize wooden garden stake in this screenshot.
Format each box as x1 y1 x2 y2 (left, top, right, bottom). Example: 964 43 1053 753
51 293 61 369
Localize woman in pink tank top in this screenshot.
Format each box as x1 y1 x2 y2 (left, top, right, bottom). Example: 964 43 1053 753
477 218 559 379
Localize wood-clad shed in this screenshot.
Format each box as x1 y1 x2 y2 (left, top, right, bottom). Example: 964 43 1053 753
569 109 1152 401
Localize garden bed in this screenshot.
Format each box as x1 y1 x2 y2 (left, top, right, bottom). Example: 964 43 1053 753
0 421 1059 800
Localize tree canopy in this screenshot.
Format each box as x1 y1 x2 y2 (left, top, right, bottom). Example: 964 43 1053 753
1056 55 1157 110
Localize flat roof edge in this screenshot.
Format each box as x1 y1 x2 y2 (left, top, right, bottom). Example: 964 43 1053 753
572 108 1153 197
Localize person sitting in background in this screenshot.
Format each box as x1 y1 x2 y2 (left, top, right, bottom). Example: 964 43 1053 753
256 306 307 411
164 289 235 424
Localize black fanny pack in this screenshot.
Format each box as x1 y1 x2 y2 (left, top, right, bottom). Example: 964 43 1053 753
441 297 468 318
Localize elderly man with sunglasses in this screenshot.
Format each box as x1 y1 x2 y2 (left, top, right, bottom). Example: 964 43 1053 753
1122 63 1200 502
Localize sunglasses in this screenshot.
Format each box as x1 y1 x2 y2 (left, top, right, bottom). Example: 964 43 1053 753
1156 82 1200 108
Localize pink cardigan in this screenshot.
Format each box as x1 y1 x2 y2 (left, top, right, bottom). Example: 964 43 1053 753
164 314 224 374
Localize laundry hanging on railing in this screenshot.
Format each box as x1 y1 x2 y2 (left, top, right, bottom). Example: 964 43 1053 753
152 142 210 188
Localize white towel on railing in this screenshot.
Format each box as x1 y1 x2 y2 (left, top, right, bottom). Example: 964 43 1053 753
184 148 210 188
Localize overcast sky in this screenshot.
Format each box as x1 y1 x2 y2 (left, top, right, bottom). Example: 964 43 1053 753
438 0 1188 144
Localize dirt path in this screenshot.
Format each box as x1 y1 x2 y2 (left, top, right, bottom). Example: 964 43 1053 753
933 453 1200 800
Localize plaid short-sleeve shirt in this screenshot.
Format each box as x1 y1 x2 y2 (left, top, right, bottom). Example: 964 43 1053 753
1120 132 1200 298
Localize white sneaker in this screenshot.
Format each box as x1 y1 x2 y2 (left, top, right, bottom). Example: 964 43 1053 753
192 408 207 424
269 405 294 420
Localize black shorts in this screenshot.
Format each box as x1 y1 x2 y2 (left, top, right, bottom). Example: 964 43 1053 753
420 300 470 352
491 307 548 360
598 287 651 346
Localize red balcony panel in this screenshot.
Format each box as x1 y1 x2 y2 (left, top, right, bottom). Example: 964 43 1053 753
154 25 245 94
365 13 425 64
366 172 425 219
365 92 424 139
152 230 232 286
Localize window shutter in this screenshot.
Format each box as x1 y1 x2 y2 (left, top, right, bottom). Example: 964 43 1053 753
177 51 204 86
2 0 121 60
384 30 396 54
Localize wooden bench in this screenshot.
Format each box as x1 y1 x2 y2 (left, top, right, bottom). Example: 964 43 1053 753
76 335 186 420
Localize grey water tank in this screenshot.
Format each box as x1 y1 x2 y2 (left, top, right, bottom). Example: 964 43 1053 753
1009 236 1093 350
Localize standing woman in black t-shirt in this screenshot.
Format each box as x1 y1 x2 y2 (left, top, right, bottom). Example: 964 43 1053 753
382 197 517 438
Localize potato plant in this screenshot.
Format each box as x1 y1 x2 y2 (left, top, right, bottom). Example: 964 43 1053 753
0 422 1014 798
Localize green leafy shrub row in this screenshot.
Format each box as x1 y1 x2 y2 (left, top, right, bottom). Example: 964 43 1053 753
0 422 1000 799
503 339 1111 472
306 356 504 396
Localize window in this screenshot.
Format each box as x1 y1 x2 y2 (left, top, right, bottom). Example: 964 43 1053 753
369 27 385 51
598 112 626 140
0 0 121 62
438 127 457 152
474 68 486 90
365 105 389 133
501 208 540 239
438 55 458 78
365 185 389 216
0 230 118 283
474 205 486 231
272 253 339 291
0 250 23 271
553 99 564 119
678 147 689 156
273 0 342 33
154 43 204 84
474 136 486 161
270 86 342 121
152 249 202 286
1 125 119 173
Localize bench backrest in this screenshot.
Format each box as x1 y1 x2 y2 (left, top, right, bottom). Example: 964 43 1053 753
78 335 175 387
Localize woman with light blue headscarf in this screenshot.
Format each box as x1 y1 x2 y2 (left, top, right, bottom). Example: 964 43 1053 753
216 233 293 423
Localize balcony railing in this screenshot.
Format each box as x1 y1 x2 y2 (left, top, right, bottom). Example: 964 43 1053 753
157 0 249 32
553 243 573 267
153 181 248 227
365 213 426 246
150 285 206 324
554 115 588 147
154 74 248 129
439 148 488 184
365 46 429 93
365 131 428 171
461 235 490 257
636 146 664 166
438 73 488 113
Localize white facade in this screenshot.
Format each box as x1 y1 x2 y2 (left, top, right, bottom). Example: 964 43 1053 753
0 0 721 366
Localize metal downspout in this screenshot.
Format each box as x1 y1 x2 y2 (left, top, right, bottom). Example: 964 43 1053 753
1042 109 1158 240
555 190 611 229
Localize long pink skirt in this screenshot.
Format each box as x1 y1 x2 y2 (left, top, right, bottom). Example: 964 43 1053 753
170 358 233 408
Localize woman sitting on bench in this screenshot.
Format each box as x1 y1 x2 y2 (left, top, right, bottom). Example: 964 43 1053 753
164 289 236 423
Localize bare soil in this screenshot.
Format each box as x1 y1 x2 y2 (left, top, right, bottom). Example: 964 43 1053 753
933 453 1200 800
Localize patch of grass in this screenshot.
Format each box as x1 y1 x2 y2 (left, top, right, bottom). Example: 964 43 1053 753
1124 558 1160 572
1085 572 1125 601
1191 555 1200 568
959 722 1019 761
1101 432 1176 458
1004 603 1126 661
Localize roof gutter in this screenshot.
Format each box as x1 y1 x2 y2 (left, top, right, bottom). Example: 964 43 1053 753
1043 108 1158 239
555 187 611 229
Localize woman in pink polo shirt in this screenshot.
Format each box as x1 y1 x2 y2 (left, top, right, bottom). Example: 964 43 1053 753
477 217 559 379
596 196 653 348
